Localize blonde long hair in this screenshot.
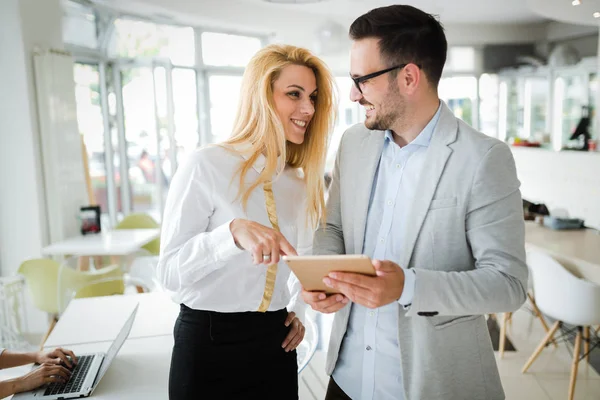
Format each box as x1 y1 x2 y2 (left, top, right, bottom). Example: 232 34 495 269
222 44 337 228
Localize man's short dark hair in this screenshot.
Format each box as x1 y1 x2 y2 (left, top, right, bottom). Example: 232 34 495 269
349 5 447 87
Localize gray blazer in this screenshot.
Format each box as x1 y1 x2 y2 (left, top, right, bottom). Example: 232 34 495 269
314 103 528 400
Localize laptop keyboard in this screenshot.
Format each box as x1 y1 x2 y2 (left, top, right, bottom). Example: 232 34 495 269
43 354 94 396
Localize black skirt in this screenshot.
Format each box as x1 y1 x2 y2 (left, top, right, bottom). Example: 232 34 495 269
168 304 298 400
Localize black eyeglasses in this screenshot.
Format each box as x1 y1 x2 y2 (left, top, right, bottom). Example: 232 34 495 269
350 63 419 93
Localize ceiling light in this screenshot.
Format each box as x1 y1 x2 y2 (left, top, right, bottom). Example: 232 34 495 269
572 0 581 5
595 11 600 18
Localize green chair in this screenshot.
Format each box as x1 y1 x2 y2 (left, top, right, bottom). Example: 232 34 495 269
18 258 124 347
115 213 160 256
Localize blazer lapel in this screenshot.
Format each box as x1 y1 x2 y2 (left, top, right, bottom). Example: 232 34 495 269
353 131 385 254
399 104 458 269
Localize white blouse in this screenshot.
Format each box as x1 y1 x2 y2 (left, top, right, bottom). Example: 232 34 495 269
157 143 312 321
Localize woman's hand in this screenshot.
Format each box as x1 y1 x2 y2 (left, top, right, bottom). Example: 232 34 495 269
230 219 297 265
281 311 305 352
36 348 78 369
14 363 72 393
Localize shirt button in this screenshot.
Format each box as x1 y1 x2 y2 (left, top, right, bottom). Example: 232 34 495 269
396 164 401 168
380 238 385 243
366 346 372 351
387 200 393 206
369 311 375 317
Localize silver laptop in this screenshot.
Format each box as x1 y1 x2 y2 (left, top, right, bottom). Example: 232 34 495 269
14 304 138 399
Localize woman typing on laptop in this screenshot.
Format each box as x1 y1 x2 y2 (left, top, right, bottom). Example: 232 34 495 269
0 347 76 398
157 44 336 399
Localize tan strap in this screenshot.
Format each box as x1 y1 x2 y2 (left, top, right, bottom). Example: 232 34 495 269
257 182 279 312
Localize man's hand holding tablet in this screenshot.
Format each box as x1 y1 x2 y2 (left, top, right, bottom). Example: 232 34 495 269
283 255 406 312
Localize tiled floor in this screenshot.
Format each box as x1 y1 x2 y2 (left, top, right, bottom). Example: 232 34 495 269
300 307 600 399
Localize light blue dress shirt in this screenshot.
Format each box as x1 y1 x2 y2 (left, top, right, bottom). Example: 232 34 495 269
333 104 442 400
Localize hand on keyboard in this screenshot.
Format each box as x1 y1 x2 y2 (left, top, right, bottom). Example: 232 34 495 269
13 363 72 394
36 347 78 369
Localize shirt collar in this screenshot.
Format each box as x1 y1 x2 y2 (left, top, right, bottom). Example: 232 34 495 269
227 142 266 173
229 141 286 175
384 101 442 148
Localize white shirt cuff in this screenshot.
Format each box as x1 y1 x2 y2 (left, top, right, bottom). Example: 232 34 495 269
213 219 246 260
398 268 416 310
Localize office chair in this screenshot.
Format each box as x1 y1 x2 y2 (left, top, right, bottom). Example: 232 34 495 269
18 258 124 348
521 250 600 400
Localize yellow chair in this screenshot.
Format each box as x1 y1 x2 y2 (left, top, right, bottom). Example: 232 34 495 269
18 258 124 348
115 213 160 256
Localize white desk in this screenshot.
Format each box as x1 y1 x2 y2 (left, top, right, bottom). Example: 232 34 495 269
41 229 161 257
43 336 172 400
40 293 317 399
525 221 600 284
44 292 179 347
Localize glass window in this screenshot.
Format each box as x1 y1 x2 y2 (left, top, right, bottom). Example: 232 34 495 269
73 63 107 211
62 1 98 48
120 67 161 218
326 77 361 172
439 76 477 127
172 68 199 166
526 77 549 141
201 32 262 67
109 19 195 66
208 75 243 142
479 74 499 138
446 47 476 72
588 73 598 138
554 74 587 150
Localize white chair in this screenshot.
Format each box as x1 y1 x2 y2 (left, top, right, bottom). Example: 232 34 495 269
521 250 600 400
497 259 556 359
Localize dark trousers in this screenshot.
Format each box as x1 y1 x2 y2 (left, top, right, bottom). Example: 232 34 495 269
325 377 352 400
169 304 298 400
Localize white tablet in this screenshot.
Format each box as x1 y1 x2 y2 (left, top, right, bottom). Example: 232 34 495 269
282 254 376 294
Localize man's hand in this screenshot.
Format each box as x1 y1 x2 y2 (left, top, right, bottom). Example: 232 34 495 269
36 348 78 369
281 312 304 352
323 259 405 309
301 290 349 313
14 363 72 393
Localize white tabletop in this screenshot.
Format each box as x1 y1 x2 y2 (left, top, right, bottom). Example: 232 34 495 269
525 221 600 284
44 292 179 347
41 292 317 399
41 229 161 257
43 336 172 400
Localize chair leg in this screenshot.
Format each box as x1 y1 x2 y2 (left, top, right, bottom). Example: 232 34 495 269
39 316 58 350
527 293 557 348
583 326 590 364
522 321 561 373
499 312 509 358
77 257 90 271
568 327 582 400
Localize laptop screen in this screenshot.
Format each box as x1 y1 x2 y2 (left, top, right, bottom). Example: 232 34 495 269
92 304 138 388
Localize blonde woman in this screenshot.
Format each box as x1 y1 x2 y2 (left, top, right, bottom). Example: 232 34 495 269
157 44 336 399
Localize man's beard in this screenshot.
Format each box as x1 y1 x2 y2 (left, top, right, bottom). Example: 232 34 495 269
364 87 404 131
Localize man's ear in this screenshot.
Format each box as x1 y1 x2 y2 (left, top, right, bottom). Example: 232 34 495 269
402 64 421 95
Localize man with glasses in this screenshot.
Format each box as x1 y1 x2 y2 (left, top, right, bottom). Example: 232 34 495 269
302 5 527 400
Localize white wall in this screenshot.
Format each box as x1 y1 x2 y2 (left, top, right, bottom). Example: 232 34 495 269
0 0 45 277
0 0 65 334
512 148 600 230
